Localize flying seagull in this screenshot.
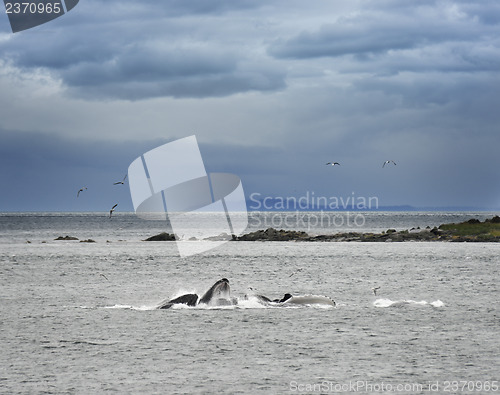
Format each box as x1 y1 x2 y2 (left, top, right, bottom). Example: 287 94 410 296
326 162 340 166
383 160 396 168
372 286 381 296
113 174 127 185
109 203 118 218
77 187 87 197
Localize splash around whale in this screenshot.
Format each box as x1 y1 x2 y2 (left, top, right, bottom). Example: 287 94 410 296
157 278 335 309
157 278 235 309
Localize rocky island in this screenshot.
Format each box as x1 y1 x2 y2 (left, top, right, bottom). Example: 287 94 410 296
235 216 500 242
143 216 500 243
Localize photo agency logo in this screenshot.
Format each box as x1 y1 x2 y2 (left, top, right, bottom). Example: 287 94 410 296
127 136 248 257
248 192 379 232
4 0 79 33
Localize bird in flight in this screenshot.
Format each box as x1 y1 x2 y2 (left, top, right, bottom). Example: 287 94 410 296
289 268 303 277
372 286 381 296
77 187 87 197
109 203 118 218
113 174 127 185
326 162 340 166
383 160 396 168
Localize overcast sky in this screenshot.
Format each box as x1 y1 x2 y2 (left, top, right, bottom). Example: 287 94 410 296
1 0 499 212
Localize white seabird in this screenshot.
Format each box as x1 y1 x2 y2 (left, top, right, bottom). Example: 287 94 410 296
383 160 396 168
326 162 340 166
109 203 118 218
77 187 87 197
113 174 127 185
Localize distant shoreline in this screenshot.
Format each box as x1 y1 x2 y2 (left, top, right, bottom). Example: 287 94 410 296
137 216 500 243
234 216 500 242
1 207 500 214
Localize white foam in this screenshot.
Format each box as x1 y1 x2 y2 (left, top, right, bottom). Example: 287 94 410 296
373 298 395 308
373 298 445 308
103 304 133 309
407 299 428 306
237 296 270 309
430 300 445 307
102 304 156 311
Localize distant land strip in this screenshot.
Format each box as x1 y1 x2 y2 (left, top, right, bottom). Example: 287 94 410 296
50 216 500 243
140 216 500 243
234 216 500 242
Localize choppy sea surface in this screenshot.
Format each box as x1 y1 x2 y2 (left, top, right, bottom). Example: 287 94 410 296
1 212 499 394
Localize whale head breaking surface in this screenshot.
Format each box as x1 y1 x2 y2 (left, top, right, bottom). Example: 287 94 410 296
198 278 231 305
157 278 336 309
157 278 232 309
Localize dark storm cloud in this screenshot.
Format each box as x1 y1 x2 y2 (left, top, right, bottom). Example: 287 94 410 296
0 0 285 99
59 47 285 99
268 22 449 59
268 0 500 75
131 0 263 16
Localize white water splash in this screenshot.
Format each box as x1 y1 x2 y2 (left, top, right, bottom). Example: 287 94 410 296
373 298 445 308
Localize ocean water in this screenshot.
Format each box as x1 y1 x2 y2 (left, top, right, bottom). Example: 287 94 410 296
1 212 499 394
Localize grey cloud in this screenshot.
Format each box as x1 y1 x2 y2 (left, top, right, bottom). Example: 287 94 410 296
4 34 117 70
0 0 285 100
352 72 500 107
269 24 419 59
268 1 500 77
60 45 236 86
144 0 262 16
61 54 285 100
457 1 500 25
269 20 480 59
86 0 263 17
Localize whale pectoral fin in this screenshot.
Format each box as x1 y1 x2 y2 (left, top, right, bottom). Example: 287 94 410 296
281 295 335 306
278 293 293 303
158 293 198 309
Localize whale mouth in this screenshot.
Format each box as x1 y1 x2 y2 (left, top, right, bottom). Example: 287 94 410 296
211 278 231 299
198 278 231 305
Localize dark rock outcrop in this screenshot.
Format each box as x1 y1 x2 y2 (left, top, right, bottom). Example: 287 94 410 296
236 228 309 241
55 236 79 241
144 232 176 241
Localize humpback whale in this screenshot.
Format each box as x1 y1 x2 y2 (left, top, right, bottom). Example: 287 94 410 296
254 293 335 307
157 279 336 309
157 278 234 309
160 293 199 308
